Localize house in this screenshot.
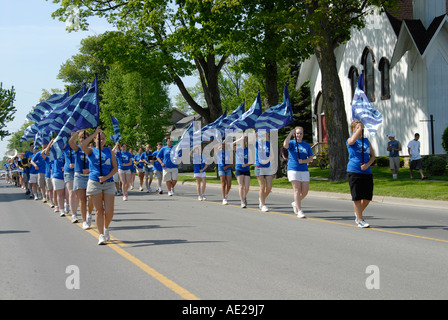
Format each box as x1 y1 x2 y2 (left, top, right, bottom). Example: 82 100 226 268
296 0 448 156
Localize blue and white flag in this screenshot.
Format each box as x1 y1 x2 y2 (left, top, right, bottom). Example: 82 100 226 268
36 86 87 133
110 116 121 143
51 77 100 158
229 92 262 131
34 130 53 149
26 91 69 123
255 85 294 131
216 101 245 135
352 74 382 136
21 123 39 142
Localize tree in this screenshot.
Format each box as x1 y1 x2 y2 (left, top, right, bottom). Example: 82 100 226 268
100 65 171 148
49 0 242 124
0 82 16 140
291 0 399 181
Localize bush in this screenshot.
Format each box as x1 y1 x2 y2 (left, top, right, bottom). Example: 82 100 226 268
375 156 404 167
443 126 448 153
422 155 447 176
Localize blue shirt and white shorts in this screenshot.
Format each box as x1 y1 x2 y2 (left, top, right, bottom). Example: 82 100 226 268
287 140 313 182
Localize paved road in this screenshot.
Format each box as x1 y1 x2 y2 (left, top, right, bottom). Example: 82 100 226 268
1 179 447 300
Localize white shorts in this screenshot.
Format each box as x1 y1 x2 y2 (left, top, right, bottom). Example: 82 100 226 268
29 173 38 184
194 172 206 178
287 170 310 182
154 170 162 180
52 178 65 191
113 172 120 182
163 168 178 182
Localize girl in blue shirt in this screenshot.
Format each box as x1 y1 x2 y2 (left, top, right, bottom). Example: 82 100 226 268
113 142 133 201
81 127 118 245
233 135 251 208
346 120 376 228
255 131 273 212
214 142 233 205
283 127 314 218
69 130 92 229
192 145 208 201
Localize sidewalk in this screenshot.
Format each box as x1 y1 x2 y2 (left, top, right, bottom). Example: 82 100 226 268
180 180 448 210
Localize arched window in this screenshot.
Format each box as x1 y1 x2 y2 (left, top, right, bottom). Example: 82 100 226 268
361 47 375 102
379 57 390 100
348 66 359 101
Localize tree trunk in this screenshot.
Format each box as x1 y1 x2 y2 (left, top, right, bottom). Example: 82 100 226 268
265 59 279 108
314 43 349 181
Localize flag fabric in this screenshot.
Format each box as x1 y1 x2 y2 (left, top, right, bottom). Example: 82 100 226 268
193 109 228 145
352 74 382 136
51 77 100 158
229 92 262 131
21 123 39 142
36 86 87 133
34 130 53 148
255 84 294 131
216 101 245 135
110 116 121 143
26 91 69 123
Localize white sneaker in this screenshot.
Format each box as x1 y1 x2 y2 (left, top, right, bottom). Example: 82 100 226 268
59 210 65 217
357 219 370 228
222 198 228 205
42 197 47 203
82 221 90 230
198 196 203 201
291 201 298 214
241 202 246 208
139 187 143 191
261 205 269 212
71 215 78 223
98 234 106 245
168 190 173 196
296 210 306 218
34 194 38 200
104 229 110 241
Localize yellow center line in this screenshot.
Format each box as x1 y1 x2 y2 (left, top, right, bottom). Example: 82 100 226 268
49 204 200 300
183 196 448 245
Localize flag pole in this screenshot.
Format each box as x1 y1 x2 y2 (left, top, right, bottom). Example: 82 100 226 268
94 73 103 179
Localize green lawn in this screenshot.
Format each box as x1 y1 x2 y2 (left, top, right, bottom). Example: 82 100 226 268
178 167 448 201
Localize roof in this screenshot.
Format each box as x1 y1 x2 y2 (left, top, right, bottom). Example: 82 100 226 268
391 14 448 67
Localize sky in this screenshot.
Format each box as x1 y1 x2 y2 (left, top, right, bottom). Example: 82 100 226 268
0 0 189 159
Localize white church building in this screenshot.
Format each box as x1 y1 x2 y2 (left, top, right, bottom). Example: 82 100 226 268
297 0 448 157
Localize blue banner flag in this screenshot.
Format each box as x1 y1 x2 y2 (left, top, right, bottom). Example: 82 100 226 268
216 101 245 135
21 123 39 142
255 85 294 131
51 77 100 158
229 92 262 131
110 116 121 143
26 91 69 124
352 74 382 136
36 86 87 133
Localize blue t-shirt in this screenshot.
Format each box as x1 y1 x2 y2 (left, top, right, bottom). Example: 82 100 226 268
235 147 250 172
116 151 132 170
133 153 145 169
193 153 207 173
52 157 65 180
216 149 232 171
31 151 47 174
255 140 270 168
63 144 75 173
388 140 400 158
45 157 52 178
23 150 33 173
88 147 114 182
74 145 89 174
287 140 313 172
157 146 178 169
152 150 163 171
346 138 372 174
